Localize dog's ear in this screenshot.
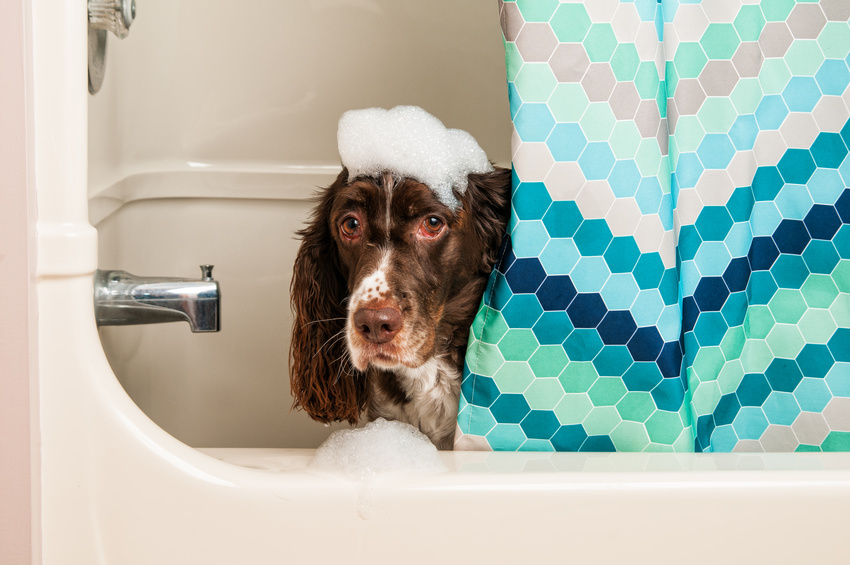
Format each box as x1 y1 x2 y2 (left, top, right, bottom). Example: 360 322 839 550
461 166 512 272
290 169 366 425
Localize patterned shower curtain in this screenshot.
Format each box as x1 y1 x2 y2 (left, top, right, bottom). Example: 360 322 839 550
456 0 850 452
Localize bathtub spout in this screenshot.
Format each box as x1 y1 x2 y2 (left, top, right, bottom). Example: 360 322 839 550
94 266 221 332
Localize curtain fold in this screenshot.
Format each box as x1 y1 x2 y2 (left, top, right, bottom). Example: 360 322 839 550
456 0 850 452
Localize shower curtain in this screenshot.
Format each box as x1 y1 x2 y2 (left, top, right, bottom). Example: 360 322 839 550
456 0 850 452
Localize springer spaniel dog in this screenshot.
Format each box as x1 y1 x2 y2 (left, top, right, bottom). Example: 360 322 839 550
289 107 510 449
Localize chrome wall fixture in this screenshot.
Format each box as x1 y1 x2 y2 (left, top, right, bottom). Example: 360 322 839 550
94 266 221 333
88 0 136 94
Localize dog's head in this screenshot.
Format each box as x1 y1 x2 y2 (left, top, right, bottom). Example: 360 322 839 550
290 166 510 424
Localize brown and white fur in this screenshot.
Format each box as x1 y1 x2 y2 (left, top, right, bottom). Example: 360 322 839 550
290 166 510 449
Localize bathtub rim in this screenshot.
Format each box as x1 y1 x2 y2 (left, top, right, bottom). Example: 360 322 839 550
87 163 341 224
87 161 515 225
197 446 850 480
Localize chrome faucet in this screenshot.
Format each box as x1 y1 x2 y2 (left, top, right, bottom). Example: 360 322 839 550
94 266 221 333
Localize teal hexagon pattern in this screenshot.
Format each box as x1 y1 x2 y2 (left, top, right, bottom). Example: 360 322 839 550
456 1 850 453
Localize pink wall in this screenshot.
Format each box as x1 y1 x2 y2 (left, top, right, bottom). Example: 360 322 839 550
0 0 37 563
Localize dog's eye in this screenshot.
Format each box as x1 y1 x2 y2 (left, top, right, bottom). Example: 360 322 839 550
418 216 445 239
425 217 442 230
340 216 361 239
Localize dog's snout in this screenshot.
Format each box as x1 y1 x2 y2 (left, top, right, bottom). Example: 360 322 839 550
353 307 402 343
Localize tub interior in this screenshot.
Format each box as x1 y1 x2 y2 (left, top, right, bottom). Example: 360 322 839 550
93 170 347 447
88 0 510 448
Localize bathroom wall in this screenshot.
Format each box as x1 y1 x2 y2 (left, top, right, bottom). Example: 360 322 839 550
88 0 512 190
0 0 37 563
88 0 511 447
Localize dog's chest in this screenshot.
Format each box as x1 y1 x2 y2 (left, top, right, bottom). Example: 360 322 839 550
371 358 461 444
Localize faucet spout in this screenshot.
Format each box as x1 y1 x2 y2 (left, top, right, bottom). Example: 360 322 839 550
94 266 221 332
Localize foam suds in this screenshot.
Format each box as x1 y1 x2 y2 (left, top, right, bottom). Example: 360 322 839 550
308 418 447 519
337 106 494 209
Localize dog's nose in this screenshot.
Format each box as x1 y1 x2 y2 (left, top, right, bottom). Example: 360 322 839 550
353 307 402 343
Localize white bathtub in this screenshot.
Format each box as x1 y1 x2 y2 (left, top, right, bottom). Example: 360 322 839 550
49 166 850 565
90 167 349 449
30 1 850 564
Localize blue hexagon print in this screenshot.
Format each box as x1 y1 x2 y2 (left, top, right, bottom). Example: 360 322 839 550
456 2 850 453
